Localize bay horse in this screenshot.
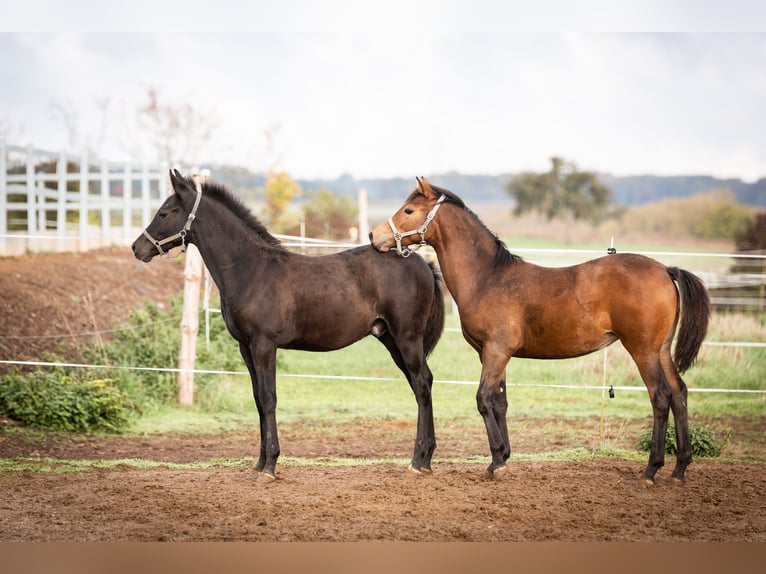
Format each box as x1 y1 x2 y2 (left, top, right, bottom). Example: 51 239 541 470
371 178 710 486
132 170 445 481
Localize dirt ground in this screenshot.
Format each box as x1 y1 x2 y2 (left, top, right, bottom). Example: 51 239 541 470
0 247 185 363
1 249 765 542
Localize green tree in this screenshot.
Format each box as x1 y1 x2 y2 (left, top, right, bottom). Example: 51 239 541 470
732 211 766 276
506 157 612 230
263 169 301 229
735 212 766 252
302 188 358 240
692 199 754 240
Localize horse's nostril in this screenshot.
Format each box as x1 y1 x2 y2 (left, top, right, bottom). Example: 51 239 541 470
368 231 374 243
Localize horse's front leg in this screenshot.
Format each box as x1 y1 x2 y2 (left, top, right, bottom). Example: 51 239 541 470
476 348 512 479
242 341 280 482
406 357 436 475
238 343 266 471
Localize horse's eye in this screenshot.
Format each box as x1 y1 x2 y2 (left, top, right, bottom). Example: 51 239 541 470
159 211 169 219
404 208 414 215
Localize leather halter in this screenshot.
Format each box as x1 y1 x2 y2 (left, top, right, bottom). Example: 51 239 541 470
387 194 445 257
142 179 203 258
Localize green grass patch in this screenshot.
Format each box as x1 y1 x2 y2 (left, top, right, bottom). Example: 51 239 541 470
0 456 254 473
124 309 764 436
0 447 651 474
2 292 762 444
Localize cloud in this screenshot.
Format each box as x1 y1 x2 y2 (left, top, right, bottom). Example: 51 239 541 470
1 31 764 181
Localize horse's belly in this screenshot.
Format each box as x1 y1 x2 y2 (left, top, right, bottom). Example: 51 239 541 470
515 332 618 360
281 322 371 352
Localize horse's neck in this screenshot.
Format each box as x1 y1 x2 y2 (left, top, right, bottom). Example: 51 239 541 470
191 206 276 296
432 209 500 306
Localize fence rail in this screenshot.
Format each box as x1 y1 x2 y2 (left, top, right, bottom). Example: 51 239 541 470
0 141 170 255
3 140 765 310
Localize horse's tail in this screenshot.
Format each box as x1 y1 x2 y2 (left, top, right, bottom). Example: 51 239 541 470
424 259 445 358
667 267 711 374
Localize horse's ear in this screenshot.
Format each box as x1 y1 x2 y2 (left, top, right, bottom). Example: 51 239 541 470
169 169 192 195
417 176 437 199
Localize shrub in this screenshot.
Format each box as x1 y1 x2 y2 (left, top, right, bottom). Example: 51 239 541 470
92 298 184 406
637 423 730 458
0 369 134 432
1 293 278 431
90 294 267 410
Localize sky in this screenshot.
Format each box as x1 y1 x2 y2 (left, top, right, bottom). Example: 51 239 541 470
1 1 765 182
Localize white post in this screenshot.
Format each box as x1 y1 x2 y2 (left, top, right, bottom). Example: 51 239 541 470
100 162 109 246
159 161 169 196
0 140 6 254
299 215 306 254
178 244 203 406
357 187 369 245
140 163 150 226
56 152 67 251
78 150 89 251
25 145 36 244
122 163 132 243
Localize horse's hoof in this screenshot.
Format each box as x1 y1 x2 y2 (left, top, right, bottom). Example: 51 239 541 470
639 475 656 489
405 464 432 478
670 476 685 486
485 465 508 480
253 470 277 484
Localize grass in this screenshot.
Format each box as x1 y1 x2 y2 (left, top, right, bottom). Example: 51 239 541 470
128 311 765 442
0 448 649 474
3 231 763 468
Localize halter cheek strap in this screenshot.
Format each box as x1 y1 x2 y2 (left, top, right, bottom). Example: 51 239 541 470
142 179 203 258
387 194 445 257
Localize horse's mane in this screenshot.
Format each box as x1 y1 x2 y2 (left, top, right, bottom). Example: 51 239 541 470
199 180 285 250
422 184 523 269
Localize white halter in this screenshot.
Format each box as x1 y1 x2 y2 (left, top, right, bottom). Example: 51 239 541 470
142 179 203 258
387 194 445 257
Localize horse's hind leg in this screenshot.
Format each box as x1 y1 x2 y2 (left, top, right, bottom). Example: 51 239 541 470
661 348 692 483
627 349 672 486
377 332 436 474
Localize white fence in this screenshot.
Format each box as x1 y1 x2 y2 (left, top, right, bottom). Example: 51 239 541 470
0 141 170 256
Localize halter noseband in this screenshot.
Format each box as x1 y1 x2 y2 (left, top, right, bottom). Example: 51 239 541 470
387 194 445 257
142 179 203 258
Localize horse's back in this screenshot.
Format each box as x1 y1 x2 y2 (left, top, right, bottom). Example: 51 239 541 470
481 253 679 359
338 245 436 296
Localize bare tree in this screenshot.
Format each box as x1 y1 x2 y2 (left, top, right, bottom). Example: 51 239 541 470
135 87 217 164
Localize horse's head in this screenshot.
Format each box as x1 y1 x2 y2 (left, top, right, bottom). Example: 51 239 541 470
131 169 202 262
370 177 445 257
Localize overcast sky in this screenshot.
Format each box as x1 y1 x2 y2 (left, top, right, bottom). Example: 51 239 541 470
1 2 765 181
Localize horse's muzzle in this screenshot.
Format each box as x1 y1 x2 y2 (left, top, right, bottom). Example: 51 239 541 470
131 238 155 262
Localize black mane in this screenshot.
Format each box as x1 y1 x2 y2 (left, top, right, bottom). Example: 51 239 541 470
199 180 285 250
426 183 522 269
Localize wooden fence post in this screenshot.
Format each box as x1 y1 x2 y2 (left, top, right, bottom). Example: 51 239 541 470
357 187 369 245
177 173 206 406
178 243 203 406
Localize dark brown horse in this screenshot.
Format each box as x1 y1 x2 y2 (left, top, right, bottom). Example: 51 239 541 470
133 170 444 481
371 178 710 486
